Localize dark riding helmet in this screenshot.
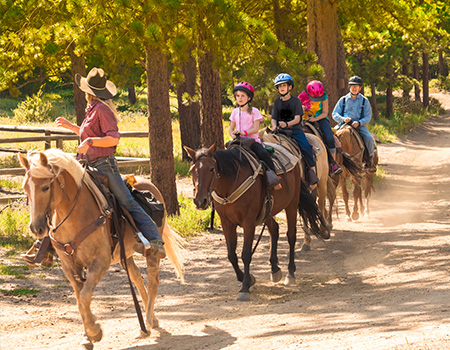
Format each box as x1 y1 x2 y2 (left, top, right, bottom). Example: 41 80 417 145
348 76 363 86
274 73 294 88
233 81 254 100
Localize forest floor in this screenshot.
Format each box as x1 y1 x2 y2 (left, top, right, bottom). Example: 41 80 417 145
1 92 450 350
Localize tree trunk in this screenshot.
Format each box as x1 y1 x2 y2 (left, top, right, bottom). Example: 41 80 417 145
422 52 429 108
145 44 179 215
307 0 348 122
68 43 86 126
128 86 137 105
386 67 393 119
438 49 448 77
370 82 379 121
198 50 224 149
272 0 294 49
412 52 421 102
177 52 201 161
402 54 411 100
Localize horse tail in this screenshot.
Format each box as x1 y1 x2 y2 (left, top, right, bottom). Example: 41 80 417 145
298 181 331 239
161 220 185 283
342 152 363 180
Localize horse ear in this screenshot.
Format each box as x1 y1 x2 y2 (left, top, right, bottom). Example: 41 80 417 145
184 146 196 160
18 153 30 170
39 152 48 167
207 144 216 156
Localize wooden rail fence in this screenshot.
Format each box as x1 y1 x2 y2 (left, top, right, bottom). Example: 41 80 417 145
0 125 151 204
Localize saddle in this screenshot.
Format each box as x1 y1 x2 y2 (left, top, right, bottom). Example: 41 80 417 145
336 124 370 163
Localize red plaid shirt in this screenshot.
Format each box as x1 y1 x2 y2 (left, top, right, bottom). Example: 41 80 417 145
77 100 121 161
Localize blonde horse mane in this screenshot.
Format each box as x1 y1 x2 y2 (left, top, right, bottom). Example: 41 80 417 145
27 149 84 186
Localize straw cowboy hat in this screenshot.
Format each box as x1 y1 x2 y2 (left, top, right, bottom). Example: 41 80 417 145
75 68 117 100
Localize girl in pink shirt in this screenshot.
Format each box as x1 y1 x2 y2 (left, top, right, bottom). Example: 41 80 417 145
229 82 281 190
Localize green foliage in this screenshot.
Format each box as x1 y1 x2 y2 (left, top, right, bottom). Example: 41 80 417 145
12 90 54 123
167 193 216 237
0 178 23 191
430 76 450 91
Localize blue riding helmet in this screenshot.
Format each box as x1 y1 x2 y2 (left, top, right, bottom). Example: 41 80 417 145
274 73 294 88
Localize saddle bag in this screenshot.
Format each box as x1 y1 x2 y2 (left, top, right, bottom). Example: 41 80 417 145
129 188 165 227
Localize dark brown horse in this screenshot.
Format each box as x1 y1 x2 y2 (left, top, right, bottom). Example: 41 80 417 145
335 125 378 221
185 144 330 301
19 149 184 349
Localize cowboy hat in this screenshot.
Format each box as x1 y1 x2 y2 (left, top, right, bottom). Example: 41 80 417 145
75 68 117 100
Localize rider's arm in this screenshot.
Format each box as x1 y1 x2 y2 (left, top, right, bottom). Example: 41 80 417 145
229 121 237 138
358 98 373 127
332 98 345 124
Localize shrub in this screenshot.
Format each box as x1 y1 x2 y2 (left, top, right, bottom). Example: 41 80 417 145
12 90 54 123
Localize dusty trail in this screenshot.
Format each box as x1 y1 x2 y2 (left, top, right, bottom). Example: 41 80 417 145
1 92 450 350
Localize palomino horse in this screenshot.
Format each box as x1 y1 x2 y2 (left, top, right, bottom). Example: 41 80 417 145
19 149 184 349
335 125 378 221
261 130 334 252
185 144 330 301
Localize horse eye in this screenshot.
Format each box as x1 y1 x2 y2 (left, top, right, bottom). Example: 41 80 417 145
42 185 50 192
209 167 214 173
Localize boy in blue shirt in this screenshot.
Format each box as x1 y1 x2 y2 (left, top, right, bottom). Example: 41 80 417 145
332 76 376 172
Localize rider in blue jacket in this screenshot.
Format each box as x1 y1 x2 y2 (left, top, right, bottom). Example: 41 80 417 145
332 76 376 172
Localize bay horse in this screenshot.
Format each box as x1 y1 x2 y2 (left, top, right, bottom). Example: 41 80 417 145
185 144 330 301
335 125 378 221
18 149 184 349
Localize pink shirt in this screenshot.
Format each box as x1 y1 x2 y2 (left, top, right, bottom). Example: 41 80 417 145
230 107 263 143
78 100 121 161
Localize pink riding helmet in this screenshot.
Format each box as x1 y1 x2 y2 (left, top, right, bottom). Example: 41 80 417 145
298 91 311 110
306 80 325 101
233 81 255 100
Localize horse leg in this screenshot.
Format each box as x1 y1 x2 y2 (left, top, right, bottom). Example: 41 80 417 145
300 229 311 253
351 180 362 221
144 253 160 330
222 220 244 282
76 259 109 343
237 223 256 301
340 176 352 221
267 217 282 283
284 204 298 286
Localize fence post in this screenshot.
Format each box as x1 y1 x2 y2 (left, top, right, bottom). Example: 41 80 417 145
56 138 63 149
44 130 51 149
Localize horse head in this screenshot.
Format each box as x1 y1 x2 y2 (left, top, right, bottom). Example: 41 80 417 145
18 152 65 238
184 144 217 210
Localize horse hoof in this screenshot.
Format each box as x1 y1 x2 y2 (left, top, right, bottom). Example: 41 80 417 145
79 336 93 350
250 274 256 286
352 213 359 221
88 326 103 343
300 244 310 253
237 292 251 301
345 215 352 222
284 275 296 286
152 316 160 328
138 329 151 339
271 269 283 283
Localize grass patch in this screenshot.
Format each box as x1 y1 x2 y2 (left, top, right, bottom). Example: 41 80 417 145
1 288 40 296
0 265 28 279
167 193 217 237
0 207 34 249
0 178 24 191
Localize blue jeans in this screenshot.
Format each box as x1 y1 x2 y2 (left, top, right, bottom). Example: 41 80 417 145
359 126 375 156
291 129 315 168
316 118 336 153
92 156 163 242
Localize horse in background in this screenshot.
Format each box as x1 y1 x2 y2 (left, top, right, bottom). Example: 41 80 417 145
335 125 378 221
185 144 330 301
19 149 184 349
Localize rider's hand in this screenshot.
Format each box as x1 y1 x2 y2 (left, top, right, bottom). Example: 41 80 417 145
77 140 90 155
343 117 352 124
352 121 360 128
55 117 73 130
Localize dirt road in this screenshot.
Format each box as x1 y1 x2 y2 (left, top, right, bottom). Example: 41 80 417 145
1 92 450 349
